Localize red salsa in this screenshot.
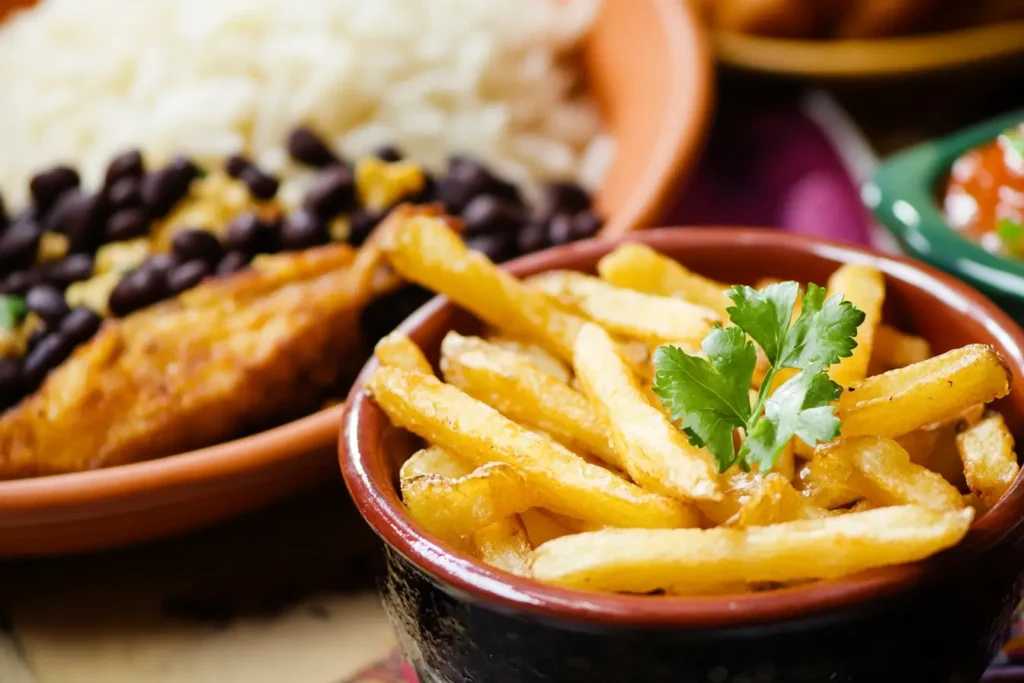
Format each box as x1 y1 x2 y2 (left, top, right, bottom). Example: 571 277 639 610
943 124 1024 257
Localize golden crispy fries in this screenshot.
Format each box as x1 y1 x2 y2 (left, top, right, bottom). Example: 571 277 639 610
849 499 879 513
797 455 861 509
775 440 796 481
400 446 471 480
473 517 533 577
573 323 722 502
871 325 931 373
440 332 622 468
529 271 721 345
531 506 973 593
379 211 584 362
695 470 761 525
401 462 535 542
483 336 572 384
728 474 831 527
369 367 700 529
596 243 732 313
957 412 1020 507
520 508 577 546
827 265 885 387
837 344 1011 438
374 331 434 376
821 436 964 511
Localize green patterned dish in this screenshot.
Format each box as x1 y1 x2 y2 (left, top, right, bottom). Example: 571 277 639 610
865 109 1024 317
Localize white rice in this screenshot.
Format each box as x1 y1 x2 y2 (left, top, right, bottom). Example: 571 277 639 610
0 0 612 209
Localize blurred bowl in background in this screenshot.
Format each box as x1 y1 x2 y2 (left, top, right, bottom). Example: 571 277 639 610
0 0 713 556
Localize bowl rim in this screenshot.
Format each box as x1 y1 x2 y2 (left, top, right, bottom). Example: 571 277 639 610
0 0 712 517
340 226 1024 628
594 0 713 239
715 20 1024 78
866 109 1024 304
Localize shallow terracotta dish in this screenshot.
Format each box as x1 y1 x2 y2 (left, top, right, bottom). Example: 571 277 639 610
341 227 1024 683
716 20 1024 79
0 0 711 556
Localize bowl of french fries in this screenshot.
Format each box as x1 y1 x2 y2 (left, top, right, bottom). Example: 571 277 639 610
341 207 1024 683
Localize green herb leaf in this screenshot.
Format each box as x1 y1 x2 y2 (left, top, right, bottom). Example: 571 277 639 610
1002 129 1024 161
997 218 1024 251
0 295 27 330
654 279 863 474
652 326 755 471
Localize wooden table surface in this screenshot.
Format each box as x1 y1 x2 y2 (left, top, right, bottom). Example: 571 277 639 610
0 481 396 683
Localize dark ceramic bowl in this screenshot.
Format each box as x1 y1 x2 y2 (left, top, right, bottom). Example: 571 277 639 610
341 228 1024 683
865 109 1024 319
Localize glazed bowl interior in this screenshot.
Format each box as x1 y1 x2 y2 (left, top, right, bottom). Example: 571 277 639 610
341 227 1024 628
0 0 711 554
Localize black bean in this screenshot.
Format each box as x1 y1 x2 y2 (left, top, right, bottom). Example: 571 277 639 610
225 154 252 179
515 223 548 255
104 208 150 243
349 209 382 247
63 193 106 254
280 211 329 251
240 166 279 201
570 209 601 240
103 150 144 189
302 165 355 219
107 177 142 211
0 269 40 296
465 232 517 263
26 326 47 352
546 214 574 246
30 165 80 215
61 307 102 344
532 182 591 225
108 267 166 317
22 332 73 389
43 254 94 289
437 161 500 214
26 285 69 327
287 126 337 167
224 213 269 253
42 189 82 233
141 167 190 219
374 145 404 162
171 229 223 264
137 253 178 280
410 171 437 204
216 250 250 275
0 223 42 275
168 155 201 185
461 195 522 236
0 356 22 402
166 259 211 295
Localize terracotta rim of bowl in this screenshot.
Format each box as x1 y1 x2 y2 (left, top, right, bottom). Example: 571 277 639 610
0 404 344 513
340 227 1024 628
596 0 713 239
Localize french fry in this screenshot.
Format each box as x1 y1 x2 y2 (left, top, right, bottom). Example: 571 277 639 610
400 446 471 480
696 470 761 525
401 462 535 542
473 516 533 577
821 436 964 511
440 332 622 468
483 336 572 384
531 506 973 593
596 243 733 313
870 325 931 373
374 331 434 376
379 211 585 362
957 412 1020 507
837 344 1011 438
827 264 885 388
573 323 722 502
529 271 721 345
797 455 861 509
849 499 878 513
775 439 796 481
520 508 577 546
369 367 700 529
727 473 831 527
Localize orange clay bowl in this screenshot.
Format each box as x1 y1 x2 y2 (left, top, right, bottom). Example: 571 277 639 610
340 228 1024 683
0 0 712 556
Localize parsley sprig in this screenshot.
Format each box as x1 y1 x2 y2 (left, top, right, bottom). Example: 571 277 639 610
652 282 865 473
